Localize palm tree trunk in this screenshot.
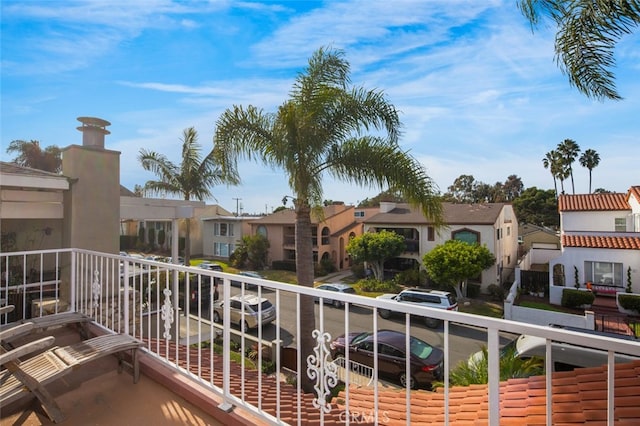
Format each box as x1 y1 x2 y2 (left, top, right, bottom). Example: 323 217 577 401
184 219 191 265
589 170 593 194
570 170 575 194
294 202 317 394
552 177 558 198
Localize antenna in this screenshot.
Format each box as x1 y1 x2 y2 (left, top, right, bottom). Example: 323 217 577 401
233 198 242 216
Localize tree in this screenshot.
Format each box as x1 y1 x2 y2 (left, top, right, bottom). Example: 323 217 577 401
6 139 62 173
512 187 559 228
447 174 476 203
139 127 238 265
213 46 443 392
542 150 566 196
518 0 640 101
422 240 495 300
346 230 406 280
502 175 524 201
556 139 581 194
579 148 600 193
357 189 406 207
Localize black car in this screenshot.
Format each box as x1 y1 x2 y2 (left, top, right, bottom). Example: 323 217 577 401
329 329 444 389
179 272 216 311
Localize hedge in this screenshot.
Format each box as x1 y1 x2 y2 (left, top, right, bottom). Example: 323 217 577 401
561 288 595 309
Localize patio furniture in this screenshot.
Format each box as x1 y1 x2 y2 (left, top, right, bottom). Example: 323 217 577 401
0 322 142 423
0 305 91 345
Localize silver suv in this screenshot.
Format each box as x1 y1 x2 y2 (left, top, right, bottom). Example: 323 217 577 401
213 294 276 331
376 288 458 328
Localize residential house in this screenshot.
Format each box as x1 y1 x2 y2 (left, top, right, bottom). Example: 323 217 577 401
548 187 640 303
201 212 261 260
363 201 519 290
249 202 361 270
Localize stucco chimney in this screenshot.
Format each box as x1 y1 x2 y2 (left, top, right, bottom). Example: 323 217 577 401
76 116 111 148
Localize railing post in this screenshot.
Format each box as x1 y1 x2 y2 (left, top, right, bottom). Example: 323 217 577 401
219 276 233 413
123 256 130 335
487 328 500 426
70 250 76 311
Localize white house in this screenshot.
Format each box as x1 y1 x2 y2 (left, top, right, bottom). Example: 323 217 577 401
548 187 640 304
363 201 519 291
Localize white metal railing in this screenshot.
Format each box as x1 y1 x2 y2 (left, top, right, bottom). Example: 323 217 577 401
2 248 640 425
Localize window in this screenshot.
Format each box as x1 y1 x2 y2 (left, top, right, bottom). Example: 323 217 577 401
427 226 434 241
507 226 510 236
615 218 626 232
321 227 330 245
256 225 267 237
452 229 479 245
214 242 232 257
584 261 623 286
354 211 365 218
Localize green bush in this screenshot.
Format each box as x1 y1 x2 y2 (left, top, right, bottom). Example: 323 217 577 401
350 263 365 279
315 257 336 276
271 260 296 272
618 294 640 313
392 268 425 287
357 278 400 293
561 288 595 309
487 284 506 301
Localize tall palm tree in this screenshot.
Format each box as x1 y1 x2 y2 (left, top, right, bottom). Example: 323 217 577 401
213 46 443 392
542 150 560 196
518 0 640 101
556 139 580 194
6 139 62 173
138 127 238 264
579 148 600 193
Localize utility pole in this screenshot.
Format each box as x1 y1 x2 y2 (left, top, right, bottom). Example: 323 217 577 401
233 198 242 216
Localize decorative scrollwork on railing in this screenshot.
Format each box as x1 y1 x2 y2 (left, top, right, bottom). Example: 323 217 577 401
307 329 338 414
161 287 174 339
91 269 101 311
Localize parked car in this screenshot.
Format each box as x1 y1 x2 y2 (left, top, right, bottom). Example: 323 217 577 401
179 272 214 311
212 294 276 330
198 261 223 271
314 283 356 308
329 329 444 389
469 328 640 372
376 288 458 328
231 271 262 289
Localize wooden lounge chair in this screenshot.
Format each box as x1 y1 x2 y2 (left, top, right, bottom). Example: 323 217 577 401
0 322 142 423
0 305 91 346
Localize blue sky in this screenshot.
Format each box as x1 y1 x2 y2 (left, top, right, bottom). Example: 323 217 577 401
2 1 638 215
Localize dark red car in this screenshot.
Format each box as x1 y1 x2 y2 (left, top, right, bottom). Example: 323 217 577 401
329 329 443 389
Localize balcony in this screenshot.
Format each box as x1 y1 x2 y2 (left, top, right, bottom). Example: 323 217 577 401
2 248 640 425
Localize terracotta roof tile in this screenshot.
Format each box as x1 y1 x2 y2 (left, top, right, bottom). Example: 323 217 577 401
562 235 640 250
336 360 640 424
627 186 640 204
558 193 629 211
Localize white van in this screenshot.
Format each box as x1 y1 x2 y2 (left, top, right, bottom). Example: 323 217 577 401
471 329 638 372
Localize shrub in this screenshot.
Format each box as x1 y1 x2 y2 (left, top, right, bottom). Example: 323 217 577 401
561 288 595 309
392 268 425 287
271 260 296 272
350 262 365 279
618 294 640 313
357 278 400 293
487 284 506 301
315 257 336 276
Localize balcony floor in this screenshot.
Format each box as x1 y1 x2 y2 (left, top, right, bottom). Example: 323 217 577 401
1 327 224 426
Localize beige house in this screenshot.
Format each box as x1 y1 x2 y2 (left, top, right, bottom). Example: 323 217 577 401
364 201 519 290
200 211 261 260
249 202 362 270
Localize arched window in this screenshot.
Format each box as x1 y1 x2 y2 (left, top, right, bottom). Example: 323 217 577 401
452 228 480 245
321 227 330 245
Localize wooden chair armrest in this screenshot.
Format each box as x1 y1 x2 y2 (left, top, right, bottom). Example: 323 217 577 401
0 336 55 365
0 305 16 316
0 322 36 342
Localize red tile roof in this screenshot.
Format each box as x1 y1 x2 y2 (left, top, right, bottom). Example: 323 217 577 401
147 339 640 425
562 235 640 250
336 361 640 425
558 193 629 212
627 186 640 204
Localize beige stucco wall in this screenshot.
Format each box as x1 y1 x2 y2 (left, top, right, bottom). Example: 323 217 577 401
62 145 120 254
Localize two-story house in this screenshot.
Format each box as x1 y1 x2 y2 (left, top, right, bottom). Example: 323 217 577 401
200 213 261 260
249 202 361 271
363 201 519 291
548 187 640 303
